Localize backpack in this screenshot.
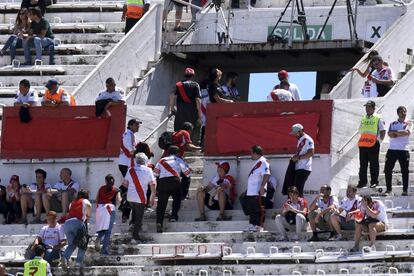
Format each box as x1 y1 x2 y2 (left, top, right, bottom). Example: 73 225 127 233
158 131 174 150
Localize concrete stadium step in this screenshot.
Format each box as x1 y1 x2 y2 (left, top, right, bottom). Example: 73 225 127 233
0 33 123 45
0 23 108 34
349 173 414 187
0 54 105 65
0 74 86 86
0 43 114 55
0 2 124 13
379 162 414 173
0 85 77 95
183 156 203 166
379 151 414 162
0 65 95 76
8 266 143 276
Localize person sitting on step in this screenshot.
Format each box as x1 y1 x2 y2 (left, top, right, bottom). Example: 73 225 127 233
350 195 387 252
308 185 338 241
275 186 308 241
195 161 236 222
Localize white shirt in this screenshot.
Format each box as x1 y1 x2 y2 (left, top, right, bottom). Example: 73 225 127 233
339 195 361 212
246 156 270 196
388 120 412 151
53 180 80 192
362 79 377 98
14 89 39 106
95 87 126 102
295 133 314 171
274 83 301 100
208 175 232 199
119 129 136 167
267 89 293 102
126 165 156 204
153 155 191 178
317 195 338 211
362 67 394 98
29 182 52 192
38 223 66 247
362 200 388 224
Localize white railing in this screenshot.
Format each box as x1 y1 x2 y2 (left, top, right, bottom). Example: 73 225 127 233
72 3 163 105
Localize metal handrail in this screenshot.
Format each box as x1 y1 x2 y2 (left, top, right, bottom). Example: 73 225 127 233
336 104 385 154
143 113 174 142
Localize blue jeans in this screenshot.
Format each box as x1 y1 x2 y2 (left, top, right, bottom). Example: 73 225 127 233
97 210 116 255
23 36 55 65
4 35 23 61
63 218 86 265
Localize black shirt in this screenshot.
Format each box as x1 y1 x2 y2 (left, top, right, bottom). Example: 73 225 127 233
208 82 226 103
30 18 54 39
21 0 46 16
175 80 200 105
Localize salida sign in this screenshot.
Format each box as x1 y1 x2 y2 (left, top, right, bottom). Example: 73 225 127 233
268 25 333 41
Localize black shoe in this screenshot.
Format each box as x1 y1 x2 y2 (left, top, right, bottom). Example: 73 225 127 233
328 232 335 239
195 214 207 221
356 183 367 188
369 183 378 188
402 191 408 196
308 235 319 242
169 216 178 222
173 26 187 32
156 223 163 233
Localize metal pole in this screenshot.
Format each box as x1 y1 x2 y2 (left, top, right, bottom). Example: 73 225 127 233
143 113 174 142
288 0 296 48
353 0 359 41
226 0 233 47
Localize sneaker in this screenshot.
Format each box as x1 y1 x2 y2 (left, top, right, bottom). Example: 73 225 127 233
356 183 367 188
173 26 187 32
130 238 142 245
156 223 163 233
31 217 42 224
74 263 84 269
402 191 408 196
94 238 101 252
122 217 128 223
195 214 207 221
243 224 254 232
169 217 177 222
328 234 342 241
308 235 319 242
328 232 335 240
60 256 68 270
277 236 289 242
369 183 378 188
58 216 67 224
250 225 263 232
384 190 393 196
19 218 28 225
369 245 376 251
350 246 359 253
216 214 232 221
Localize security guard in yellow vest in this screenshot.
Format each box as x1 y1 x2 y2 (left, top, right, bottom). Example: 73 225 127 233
24 245 52 276
357 100 385 189
122 0 150 34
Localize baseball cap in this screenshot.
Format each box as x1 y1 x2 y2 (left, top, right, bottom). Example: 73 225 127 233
290 123 304 135
215 161 230 173
278 70 289 80
364 100 376 107
46 211 57 218
184 67 195 76
127 118 142 126
45 79 58 90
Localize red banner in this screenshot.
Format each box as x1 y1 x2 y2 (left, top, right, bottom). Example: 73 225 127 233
1 105 126 159
204 100 332 156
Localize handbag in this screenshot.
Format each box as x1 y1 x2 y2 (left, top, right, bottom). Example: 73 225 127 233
73 220 90 250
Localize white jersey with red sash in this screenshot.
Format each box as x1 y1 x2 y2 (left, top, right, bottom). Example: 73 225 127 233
295 133 314 171
125 165 156 204
119 129 136 167
200 87 210 126
246 156 270 196
154 155 191 179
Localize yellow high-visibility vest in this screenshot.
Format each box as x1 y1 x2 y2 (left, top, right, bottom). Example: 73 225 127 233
358 114 380 147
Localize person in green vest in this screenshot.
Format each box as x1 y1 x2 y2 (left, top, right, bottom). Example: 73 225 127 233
357 100 385 189
24 245 52 276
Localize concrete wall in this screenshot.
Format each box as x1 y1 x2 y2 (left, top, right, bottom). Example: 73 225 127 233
188 4 405 45
73 4 163 105
0 105 167 198
327 2 414 99
203 155 331 208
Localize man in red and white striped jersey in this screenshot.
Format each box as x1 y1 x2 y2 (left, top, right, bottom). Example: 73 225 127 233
153 145 191 233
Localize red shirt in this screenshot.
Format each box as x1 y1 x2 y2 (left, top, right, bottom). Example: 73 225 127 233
162 130 192 157
97 186 119 205
68 198 84 220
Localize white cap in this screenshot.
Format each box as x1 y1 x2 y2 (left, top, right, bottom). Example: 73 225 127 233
290 123 304 135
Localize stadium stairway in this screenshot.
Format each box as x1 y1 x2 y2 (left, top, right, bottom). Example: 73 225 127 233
0 150 414 275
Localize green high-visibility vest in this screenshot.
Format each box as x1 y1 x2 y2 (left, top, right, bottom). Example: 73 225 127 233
358 114 380 147
24 257 48 276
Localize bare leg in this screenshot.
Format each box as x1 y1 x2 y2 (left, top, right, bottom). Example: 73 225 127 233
368 223 377 246
42 193 50 213
34 194 42 219
196 188 205 216
217 190 226 215
175 10 182 28
353 222 362 248
61 192 69 216
21 194 33 219
330 214 341 234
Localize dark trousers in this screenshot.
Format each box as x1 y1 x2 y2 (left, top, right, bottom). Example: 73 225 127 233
156 177 181 226
180 173 191 200
246 196 261 226
119 165 128 177
359 142 380 186
119 165 131 220
125 18 140 34
384 149 410 192
294 169 311 196
200 126 206 147
130 202 146 240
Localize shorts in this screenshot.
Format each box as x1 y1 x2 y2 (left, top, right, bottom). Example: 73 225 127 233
308 209 332 231
50 191 76 212
339 216 355 230
164 0 184 12
204 193 233 210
